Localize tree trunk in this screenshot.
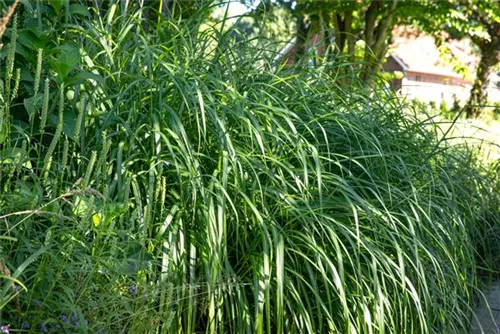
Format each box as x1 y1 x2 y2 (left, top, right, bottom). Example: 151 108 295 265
465 41 500 118
344 10 355 63
360 0 398 85
295 14 309 65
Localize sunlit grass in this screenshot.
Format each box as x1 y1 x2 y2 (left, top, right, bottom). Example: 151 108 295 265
0 4 499 333
440 118 500 163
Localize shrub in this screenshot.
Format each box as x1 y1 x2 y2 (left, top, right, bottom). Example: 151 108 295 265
0 4 499 333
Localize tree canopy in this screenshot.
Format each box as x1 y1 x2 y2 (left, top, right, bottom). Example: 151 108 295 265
247 0 499 116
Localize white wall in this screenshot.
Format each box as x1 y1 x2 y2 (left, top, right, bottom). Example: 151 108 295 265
400 77 471 105
399 72 500 105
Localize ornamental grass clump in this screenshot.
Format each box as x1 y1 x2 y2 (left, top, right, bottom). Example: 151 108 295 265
0 3 498 333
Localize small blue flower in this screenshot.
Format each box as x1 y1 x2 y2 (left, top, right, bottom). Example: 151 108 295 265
38 323 48 333
21 322 30 329
60 314 69 324
0 324 10 333
128 285 137 296
32 299 42 308
71 312 78 322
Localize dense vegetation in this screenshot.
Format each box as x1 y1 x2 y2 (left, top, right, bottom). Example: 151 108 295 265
0 2 499 333
251 0 500 118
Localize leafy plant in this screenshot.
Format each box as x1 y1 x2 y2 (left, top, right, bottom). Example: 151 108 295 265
0 2 498 333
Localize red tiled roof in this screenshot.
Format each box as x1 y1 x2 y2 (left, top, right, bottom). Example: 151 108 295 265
388 29 477 80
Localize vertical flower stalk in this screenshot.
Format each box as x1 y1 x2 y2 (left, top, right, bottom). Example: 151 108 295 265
1 14 17 144
34 49 43 95
95 130 111 193
10 68 20 102
61 136 69 172
40 78 50 133
157 175 166 218
83 150 97 188
5 14 17 101
10 139 28 178
74 94 86 142
42 156 52 186
44 84 65 168
30 49 43 125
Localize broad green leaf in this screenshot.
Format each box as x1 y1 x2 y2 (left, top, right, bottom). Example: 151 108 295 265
11 180 39 208
73 196 91 217
0 147 28 164
65 72 104 86
24 94 44 120
0 123 7 145
49 0 66 15
51 47 80 80
17 29 45 51
47 43 77 55
70 4 90 17
19 0 34 14
115 244 154 275
62 109 78 141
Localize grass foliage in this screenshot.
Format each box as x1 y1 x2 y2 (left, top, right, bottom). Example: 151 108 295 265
0 3 499 333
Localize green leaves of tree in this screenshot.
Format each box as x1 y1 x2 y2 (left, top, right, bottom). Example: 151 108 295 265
48 0 66 15
69 4 90 17
46 0 90 17
50 45 80 81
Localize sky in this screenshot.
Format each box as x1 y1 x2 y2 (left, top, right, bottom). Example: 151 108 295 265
227 1 250 16
226 1 257 17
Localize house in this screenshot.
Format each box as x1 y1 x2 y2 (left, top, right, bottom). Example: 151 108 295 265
383 31 500 105
276 28 500 105
383 35 471 104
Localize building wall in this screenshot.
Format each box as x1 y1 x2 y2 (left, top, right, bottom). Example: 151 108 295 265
487 79 500 103
400 72 471 105
382 57 404 72
399 72 500 105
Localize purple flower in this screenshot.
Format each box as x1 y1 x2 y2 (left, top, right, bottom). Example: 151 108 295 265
0 325 10 333
128 285 137 296
60 314 69 324
32 299 42 308
38 323 48 333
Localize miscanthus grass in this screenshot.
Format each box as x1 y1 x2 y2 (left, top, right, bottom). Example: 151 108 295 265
0 3 498 333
